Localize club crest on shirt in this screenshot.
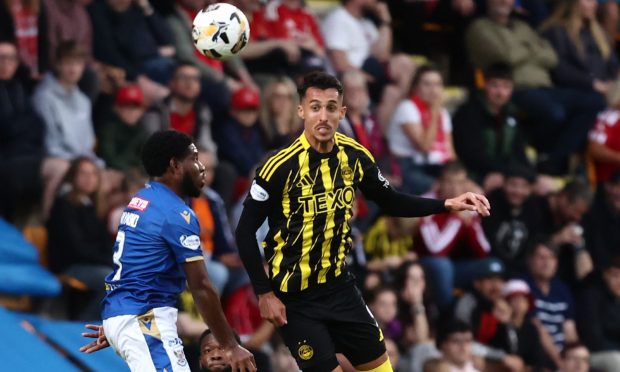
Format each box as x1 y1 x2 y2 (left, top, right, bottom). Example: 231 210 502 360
341 166 354 182
180 210 191 224
174 348 188 367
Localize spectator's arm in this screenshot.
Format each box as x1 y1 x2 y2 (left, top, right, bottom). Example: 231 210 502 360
465 20 530 68
563 320 579 343
588 140 620 165
543 28 592 89
32 94 70 159
401 115 439 153
141 6 174 47
462 218 492 258
532 318 562 368
370 23 392 63
239 39 281 60
528 27 558 69
327 49 356 74
242 321 275 350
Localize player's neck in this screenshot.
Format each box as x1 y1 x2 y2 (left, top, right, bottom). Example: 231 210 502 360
153 177 185 199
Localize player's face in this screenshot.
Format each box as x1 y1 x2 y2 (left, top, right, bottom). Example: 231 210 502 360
298 87 346 147
200 335 231 372
181 144 206 198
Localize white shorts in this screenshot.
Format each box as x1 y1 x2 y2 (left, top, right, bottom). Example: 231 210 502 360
103 307 190 372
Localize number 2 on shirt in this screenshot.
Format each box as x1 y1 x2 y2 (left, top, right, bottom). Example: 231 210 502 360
111 231 125 281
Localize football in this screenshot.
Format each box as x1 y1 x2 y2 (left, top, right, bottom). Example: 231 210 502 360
192 3 250 60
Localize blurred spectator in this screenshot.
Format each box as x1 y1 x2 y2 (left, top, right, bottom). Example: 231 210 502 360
598 0 619 43
166 0 256 114
541 0 618 95
367 286 401 341
46 157 113 320
0 39 50 221
466 0 605 175
144 62 215 151
522 238 579 368
98 84 148 171
422 358 451 372
588 82 620 184
501 279 548 369
453 63 530 191
88 0 175 100
540 180 594 284
560 342 591 372
0 0 48 79
387 65 456 195
453 258 525 371
32 41 97 217
384 338 400 372
321 0 415 105
214 86 265 177
415 162 490 309
576 257 620 372
436 320 481 372
252 0 327 75
583 172 620 269
482 165 543 275
259 75 301 149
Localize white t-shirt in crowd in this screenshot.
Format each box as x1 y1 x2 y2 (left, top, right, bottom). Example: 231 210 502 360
321 6 379 68
387 99 453 165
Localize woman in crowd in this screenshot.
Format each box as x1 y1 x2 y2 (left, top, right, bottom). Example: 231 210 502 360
258 76 301 150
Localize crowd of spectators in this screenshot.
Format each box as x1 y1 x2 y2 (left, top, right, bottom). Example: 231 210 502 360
2 0 620 371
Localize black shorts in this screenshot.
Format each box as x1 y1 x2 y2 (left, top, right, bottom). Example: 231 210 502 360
276 274 386 371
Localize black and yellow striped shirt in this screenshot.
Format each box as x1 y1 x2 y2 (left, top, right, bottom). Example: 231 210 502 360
237 132 447 294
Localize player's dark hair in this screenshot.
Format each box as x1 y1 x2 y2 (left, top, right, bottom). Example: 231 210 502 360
141 131 193 177
560 179 593 204
298 71 343 99
560 342 588 359
411 64 442 91
435 319 472 349
484 63 514 82
198 329 242 348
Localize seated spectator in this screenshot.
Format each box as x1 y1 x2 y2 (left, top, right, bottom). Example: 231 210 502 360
436 320 482 372
321 0 415 103
32 41 98 217
588 82 620 184
576 257 620 372
0 39 53 221
560 342 591 372
501 279 548 369
540 180 594 284
98 84 149 172
453 258 525 371
214 87 265 177
541 0 618 96
88 0 175 99
367 286 401 341
387 65 456 195
466 0 605 175
414 162 490 309
482 165 544 275
453 63 530 191
598 0 619 44
259 75 301 150
0 0 48 79
422 358 452 372
583 171 620 269
522 238 579 368
166 0 256 114
251 0 328 74
46 157 113 320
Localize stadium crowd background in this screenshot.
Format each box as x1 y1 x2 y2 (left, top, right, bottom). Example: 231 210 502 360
2 0 620 371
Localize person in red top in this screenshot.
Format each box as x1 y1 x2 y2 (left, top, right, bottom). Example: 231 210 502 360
414 161 491 309
588 83 620 184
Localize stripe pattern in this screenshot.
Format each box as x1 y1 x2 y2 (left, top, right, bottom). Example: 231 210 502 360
258 133 375 292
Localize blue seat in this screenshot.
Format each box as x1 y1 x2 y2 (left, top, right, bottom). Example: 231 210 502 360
23 316 130 372
0 307 79 371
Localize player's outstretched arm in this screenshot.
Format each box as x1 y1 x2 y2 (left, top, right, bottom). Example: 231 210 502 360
444 191 491 216
183 261 256 372
79 324 109 353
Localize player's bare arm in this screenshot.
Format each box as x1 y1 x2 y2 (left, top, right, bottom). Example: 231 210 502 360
184 260 256 372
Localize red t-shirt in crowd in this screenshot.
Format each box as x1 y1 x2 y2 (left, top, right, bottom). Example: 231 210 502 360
251 1 324 47
170 109 196 136
589 109 620 182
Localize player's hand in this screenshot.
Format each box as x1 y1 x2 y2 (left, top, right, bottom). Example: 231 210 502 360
445 192 491 217
79 324 109 353
258 291 288 327
225 344 256 372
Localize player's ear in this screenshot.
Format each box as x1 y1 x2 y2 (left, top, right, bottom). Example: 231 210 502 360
340 104 347 120
297 104 304 120
169 158 181 174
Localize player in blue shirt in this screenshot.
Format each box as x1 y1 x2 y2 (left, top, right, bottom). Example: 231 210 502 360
80 131 255 372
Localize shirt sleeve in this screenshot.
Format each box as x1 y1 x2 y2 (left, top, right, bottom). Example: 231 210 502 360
161 208 204 264
394 101 421 128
